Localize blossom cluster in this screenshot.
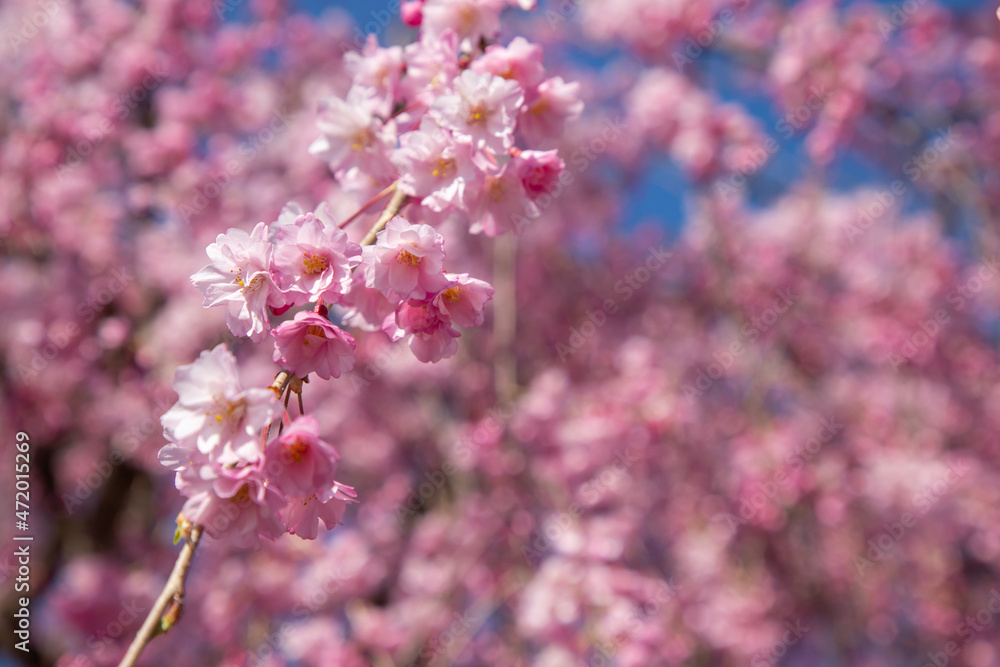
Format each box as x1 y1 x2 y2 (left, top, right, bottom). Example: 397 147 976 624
311 9 582 235
155 0 584 548
190 202 495 368
157 344 356 548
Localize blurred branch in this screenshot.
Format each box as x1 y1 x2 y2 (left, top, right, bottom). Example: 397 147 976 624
361 188 410 246
493 234 518 403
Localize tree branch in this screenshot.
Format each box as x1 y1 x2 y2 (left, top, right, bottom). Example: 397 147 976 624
361 188 410 246
118 523 203 667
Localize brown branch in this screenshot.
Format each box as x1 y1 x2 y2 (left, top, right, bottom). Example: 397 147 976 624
118 523 203 667
338 181 397 229
361 188 410 247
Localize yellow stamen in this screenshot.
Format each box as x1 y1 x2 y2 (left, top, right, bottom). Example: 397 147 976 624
431 157 456 179
286 437 309 464
230 484 251 504
397 250 422 267
302 253 329 275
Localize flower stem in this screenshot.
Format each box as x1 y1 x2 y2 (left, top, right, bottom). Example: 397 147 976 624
361 188 410 247
338 182 398 229
117 523 204 667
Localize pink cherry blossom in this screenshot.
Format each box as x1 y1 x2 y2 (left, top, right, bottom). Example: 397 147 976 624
159 344 279 464
191 222 286 343
361 215 448 300
383 298 461 363
309 86 398 182
343 37 404 116
401 0 425 27
431 69 524 153
282 482 358 540
25 1 1000 665
401 29 460 106
467 159 528 236
432 273 494 327
177 464 286 549
264 415 342 499
339 275 398 332
421 0 504 46
392 116 479 212
513 149 565 199
471 37 546 95
271 311 357 380
517 76 584 148
271 204 361 306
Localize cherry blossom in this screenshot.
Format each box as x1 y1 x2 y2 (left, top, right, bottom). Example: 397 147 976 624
28 1 1000 666
191 223 287 343
361 215 449 300
517 76 584 148
271 204 361 306
383 298 462 363
159 344 279 464
271 311 357 380
431 273 494 327
309 86 398 182
431 69 524 153
391 116 480 212
175 462 286 549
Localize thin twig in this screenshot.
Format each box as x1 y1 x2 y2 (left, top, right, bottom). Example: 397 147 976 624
361 188 410 247
118 524 203 667
338 182 397 229
119 370 296 667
